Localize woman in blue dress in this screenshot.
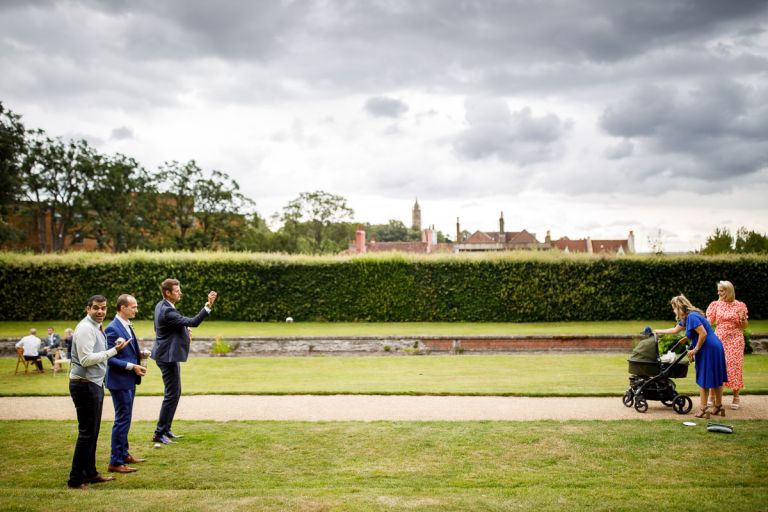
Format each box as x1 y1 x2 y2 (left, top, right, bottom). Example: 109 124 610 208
656 295 728 418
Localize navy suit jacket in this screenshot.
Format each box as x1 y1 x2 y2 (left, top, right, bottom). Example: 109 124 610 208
105 317 142 390
151 299 209 363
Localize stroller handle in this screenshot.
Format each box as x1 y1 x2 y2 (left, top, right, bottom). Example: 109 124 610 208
666 336 690 364
658 333 690 366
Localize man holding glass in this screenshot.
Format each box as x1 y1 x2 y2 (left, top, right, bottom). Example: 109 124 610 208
105 294 147 474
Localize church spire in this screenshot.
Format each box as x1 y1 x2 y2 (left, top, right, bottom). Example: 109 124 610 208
412 198 422 231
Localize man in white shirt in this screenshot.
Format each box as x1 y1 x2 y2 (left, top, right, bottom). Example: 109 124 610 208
67 295 129 490
16 328 43 372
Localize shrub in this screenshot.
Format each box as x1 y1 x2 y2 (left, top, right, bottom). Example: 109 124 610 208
0 251 766 321
211 336 232 355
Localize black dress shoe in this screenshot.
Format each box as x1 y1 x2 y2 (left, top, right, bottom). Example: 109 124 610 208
166 431 184 439
153 434 176 444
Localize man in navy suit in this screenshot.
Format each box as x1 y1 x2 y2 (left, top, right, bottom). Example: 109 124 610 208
105 294 147 473
151 278 217 444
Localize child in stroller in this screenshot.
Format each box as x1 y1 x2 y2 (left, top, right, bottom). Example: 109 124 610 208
623 330 693 414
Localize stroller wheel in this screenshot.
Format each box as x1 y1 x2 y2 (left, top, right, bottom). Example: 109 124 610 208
622 391 634 407
634 396 648 413
673 395 693 415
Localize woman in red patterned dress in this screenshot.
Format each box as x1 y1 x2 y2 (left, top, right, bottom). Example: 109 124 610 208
706 281 749 409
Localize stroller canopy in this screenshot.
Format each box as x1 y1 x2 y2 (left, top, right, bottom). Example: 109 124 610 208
629 335 658 363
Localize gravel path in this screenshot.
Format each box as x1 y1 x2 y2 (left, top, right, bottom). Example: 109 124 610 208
2 395 767 421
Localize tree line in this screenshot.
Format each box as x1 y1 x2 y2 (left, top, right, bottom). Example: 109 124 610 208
1 102 448 254
699 227 768 255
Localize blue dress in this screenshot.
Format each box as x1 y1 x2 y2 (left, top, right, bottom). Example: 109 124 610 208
682 311 728 389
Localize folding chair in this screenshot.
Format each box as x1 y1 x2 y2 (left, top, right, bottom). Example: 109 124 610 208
14 347 31 375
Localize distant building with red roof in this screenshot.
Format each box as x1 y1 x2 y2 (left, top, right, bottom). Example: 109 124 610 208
454 212 546 252
344 225 453 255
546 230 635 255
344 204 634 256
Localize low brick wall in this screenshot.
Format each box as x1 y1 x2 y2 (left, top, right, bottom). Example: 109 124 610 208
3 334 766 356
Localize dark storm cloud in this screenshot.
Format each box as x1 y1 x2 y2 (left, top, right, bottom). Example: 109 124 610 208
1 0 766 207
363 96 409 118
600 80 768 180
2 0 767 105
110 126 134 140
65 0 306 61
454 98 571 165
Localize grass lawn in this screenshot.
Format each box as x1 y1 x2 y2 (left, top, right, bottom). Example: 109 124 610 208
3 354 767 397
2 319 768 338
0 420 765 511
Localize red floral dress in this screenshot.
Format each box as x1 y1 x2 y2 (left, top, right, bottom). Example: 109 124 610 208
706 300 748 390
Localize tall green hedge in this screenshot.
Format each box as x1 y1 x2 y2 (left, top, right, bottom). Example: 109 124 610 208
0 252 766 321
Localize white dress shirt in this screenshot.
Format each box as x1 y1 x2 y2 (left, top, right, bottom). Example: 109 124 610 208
16 335 41 356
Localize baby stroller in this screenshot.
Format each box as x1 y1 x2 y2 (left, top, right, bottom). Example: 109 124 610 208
622 332 693 414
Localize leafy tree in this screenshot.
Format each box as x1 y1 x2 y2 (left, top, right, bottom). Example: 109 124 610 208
233 213 276 252
700 227 734 255
280 191 355 253
155 160 202 248
0 103 26 245
19 132 95 252
735 227 768 254
0 103 25 210
81 153 161 252
193 170 256 249
366 219 409 242
154 161 258 250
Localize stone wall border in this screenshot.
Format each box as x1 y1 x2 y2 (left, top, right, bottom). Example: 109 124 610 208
3 334 766 356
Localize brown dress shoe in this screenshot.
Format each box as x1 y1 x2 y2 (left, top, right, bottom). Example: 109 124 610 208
85 475 117 483
108 465 138 473
125 455 146 464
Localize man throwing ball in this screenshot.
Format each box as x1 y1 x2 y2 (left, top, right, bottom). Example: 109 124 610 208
151 278 217 444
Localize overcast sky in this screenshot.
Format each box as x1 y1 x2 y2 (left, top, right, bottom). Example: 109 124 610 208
2 0 767 252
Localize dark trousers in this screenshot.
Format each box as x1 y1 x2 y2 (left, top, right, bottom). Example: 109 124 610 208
155 361 181 437
24 355 44 372
109 387 135 466
68 380 104 487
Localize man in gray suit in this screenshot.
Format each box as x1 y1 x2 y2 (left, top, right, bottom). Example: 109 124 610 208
41 327 61 366
151 278 217 444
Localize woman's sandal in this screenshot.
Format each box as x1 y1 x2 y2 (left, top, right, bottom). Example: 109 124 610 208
710 405 726 417
731 398 741 410
694 407 710 419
